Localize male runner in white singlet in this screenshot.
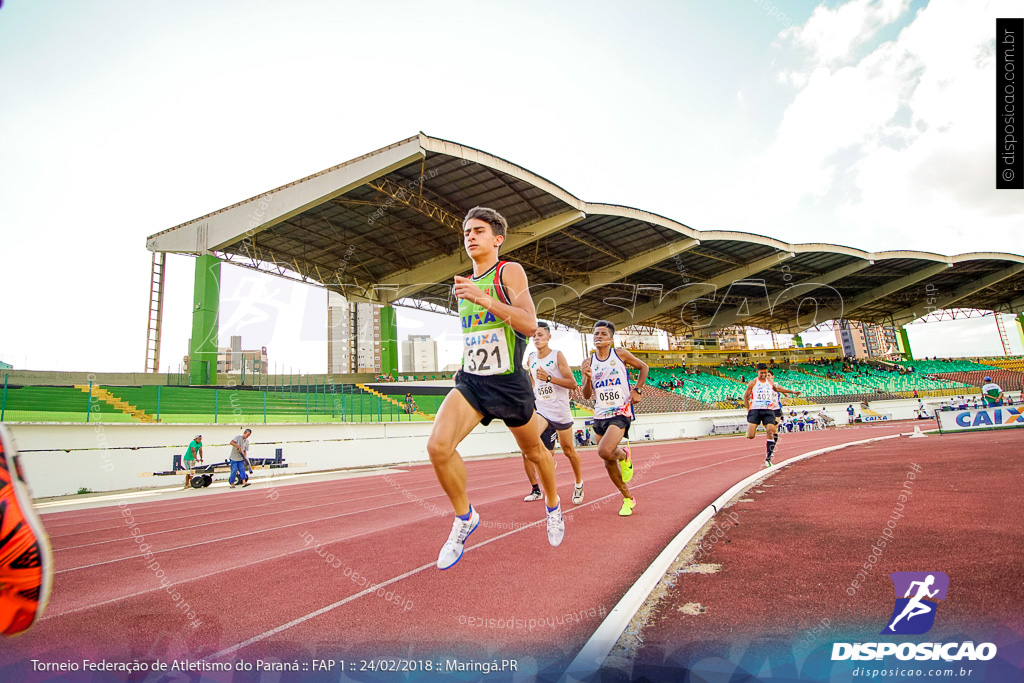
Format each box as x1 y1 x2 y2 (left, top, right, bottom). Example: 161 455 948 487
581 320 649 516
522 322 585 505
743 363 800 468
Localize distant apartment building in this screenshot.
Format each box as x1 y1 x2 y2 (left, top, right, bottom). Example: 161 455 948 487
835 321 898 358
618 328 663 350
327 291 382 374
402 334 438 373
183 336 267 375
715 326 749 351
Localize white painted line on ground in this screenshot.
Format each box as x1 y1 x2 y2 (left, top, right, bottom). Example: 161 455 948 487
562 431 909 682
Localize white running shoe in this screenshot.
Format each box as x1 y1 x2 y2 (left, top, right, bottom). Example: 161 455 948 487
523 489 543 502
436 507 480 570
572 482 584 505
546 502 565 547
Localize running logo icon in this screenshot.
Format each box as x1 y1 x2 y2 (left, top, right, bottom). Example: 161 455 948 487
881 572 949 635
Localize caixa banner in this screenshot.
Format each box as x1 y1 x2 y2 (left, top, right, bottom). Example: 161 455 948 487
937 406 1024 433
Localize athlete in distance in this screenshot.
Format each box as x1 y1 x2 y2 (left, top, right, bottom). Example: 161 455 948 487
744 363 800 468
581 320 649 516
427 206 564 570
522 322 585 505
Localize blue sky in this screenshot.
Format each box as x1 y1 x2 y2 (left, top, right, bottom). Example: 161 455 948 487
1 0 1021 373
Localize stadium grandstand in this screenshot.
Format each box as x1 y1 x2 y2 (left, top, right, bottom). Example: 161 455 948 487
5 133 1024 423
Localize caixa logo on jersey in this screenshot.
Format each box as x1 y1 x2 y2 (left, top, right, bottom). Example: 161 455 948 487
831 572 997 662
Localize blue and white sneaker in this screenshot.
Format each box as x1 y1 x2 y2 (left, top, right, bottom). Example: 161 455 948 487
546 502 565 547
437 507 480 570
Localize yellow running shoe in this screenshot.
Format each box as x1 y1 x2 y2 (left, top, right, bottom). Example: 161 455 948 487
619 447 634 483
618 497 635 516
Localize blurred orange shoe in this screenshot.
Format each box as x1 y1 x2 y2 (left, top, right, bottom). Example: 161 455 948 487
0 425 52 636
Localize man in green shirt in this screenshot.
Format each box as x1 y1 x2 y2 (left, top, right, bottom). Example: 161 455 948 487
981 377 1004 407
183 435 203 470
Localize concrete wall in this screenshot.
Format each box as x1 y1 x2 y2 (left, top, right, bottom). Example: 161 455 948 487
6 394 989 500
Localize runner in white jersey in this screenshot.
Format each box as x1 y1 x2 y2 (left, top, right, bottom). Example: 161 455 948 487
520 322 586 504
743 363 800 468
581 320 649 517
768 370 783 450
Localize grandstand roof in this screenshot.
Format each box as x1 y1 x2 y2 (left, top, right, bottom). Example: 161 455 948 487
147 133 1024 334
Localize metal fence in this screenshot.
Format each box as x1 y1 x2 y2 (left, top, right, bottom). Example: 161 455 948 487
0 375 444 424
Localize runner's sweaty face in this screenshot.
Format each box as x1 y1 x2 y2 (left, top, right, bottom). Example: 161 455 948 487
757 369 769 381
463 219 503 259
593 326 612 349
533 326 550 350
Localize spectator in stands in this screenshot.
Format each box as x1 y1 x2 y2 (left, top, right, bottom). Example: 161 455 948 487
229 429 252 489
912 389 919 398
981 376 1004 407
405 393 414 414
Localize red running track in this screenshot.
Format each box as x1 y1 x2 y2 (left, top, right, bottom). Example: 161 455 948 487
630 428 1024 678
0 422 916 676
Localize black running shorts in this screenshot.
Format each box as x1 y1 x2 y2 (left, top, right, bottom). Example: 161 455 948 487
453 370 536 428
747 409 777 426
594 415 631 439
540 417 574 450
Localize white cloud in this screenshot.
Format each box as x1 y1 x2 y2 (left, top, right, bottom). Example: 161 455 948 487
779 0 911 69
707 0 1024 254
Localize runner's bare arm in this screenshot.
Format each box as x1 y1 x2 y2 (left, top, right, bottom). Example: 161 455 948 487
547 351 578 390
614 348 649 391
453 262 537 337
743 380 756 408
580 358 594 400
772 382 801 396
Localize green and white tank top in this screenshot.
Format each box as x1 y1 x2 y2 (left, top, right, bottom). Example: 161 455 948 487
529 350 573 423
459 261 525 377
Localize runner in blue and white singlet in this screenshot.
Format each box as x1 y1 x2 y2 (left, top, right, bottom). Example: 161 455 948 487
590 349 636 422
530 351 573 425
744 363 800 468
581 320 649 517
520 322 586 504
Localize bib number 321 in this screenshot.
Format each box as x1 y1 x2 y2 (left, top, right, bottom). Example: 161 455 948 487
464 329 510 376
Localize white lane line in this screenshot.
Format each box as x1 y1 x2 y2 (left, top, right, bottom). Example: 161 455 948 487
52 442 727 562
562 433 907 681
202 450 763 660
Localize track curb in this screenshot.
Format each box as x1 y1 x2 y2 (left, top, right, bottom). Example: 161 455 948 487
562 429 931 681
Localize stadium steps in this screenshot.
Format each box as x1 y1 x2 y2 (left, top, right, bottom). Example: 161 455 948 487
357 383 432 420
979 357 1024 372
74 385 155 422
930 370 1024 391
